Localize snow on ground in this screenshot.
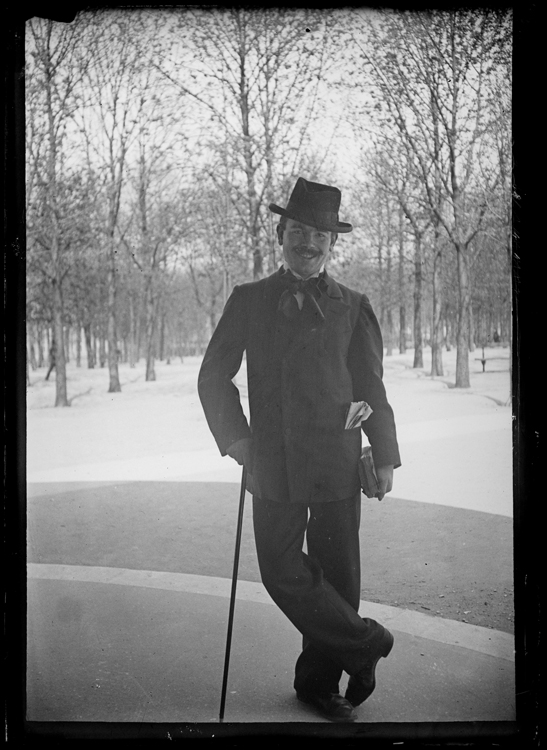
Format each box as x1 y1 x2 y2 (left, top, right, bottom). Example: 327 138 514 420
26 346 513 517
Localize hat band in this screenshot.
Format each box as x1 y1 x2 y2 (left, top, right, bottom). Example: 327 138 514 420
285 203 340 231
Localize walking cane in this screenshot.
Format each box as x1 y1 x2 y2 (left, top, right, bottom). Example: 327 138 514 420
219 465 248 723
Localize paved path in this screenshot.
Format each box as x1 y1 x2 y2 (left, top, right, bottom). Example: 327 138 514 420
27 479 514 631
27 563 515 725
25 376 515 731
25 474 516 730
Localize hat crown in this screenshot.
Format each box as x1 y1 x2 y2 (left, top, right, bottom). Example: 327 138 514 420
269 177 352 233
289 178 341 212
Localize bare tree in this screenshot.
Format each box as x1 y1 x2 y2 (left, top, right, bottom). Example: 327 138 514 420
121 79 190 380
397 205 407 354
26 16 90 405
77 10 154 392
379 152 431 369
348 9 512 386
179 177 249 334
156 8 339 279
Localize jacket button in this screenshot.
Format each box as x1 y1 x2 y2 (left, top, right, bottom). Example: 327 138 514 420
284 427 292 436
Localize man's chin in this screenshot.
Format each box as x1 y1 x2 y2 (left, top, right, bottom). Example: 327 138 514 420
291 254 323 277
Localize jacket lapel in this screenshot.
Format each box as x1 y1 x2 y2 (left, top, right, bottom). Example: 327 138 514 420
316 270 350 319
271 269 350 358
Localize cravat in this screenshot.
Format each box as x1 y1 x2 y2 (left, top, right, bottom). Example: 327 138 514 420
279 271 326 321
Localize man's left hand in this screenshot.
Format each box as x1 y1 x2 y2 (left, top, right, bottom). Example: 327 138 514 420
375 465 394 501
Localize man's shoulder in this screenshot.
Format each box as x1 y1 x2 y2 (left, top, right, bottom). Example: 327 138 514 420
333 278 361 299
326 275 371 307
232 272 280 297
234 277 270 292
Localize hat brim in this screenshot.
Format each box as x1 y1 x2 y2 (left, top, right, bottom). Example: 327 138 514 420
269 203 353 234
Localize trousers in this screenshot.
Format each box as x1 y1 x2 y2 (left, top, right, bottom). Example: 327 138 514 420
252 493 385 696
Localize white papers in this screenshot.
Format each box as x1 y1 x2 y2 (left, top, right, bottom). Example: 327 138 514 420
345 401 373 430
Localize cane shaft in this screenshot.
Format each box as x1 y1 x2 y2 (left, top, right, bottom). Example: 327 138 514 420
219 466 247 722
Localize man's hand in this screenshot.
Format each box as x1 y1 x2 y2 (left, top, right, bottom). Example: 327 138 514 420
375 464 394 501
226 438 253 473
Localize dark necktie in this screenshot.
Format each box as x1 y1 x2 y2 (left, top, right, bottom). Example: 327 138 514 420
279 271 326 321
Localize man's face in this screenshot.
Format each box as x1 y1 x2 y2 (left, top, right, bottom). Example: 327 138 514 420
279 218 336 279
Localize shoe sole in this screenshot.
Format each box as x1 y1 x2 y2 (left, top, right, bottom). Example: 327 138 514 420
296 692 357 723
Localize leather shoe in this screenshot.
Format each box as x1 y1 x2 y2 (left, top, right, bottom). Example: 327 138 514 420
345 627 394 707
297 691 357 723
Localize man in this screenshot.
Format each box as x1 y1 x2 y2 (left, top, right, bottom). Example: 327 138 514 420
198 177 401 723
45 339 56 381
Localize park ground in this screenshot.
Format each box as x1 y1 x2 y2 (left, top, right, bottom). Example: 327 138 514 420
26 344 514 634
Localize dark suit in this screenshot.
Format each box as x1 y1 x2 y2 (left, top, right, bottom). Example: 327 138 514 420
198 267 400 696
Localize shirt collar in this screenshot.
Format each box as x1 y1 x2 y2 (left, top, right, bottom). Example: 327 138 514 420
282 261 325 279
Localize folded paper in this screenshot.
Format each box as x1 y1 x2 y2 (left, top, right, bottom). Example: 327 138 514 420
344 401 373 430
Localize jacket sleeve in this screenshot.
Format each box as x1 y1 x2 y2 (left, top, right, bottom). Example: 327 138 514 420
347 294 401 469
198 285 252 455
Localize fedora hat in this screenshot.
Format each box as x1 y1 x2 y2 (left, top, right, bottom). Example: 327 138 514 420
269 177 353 234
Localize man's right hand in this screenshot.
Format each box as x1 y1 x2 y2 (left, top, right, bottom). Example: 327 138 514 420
226 437 253 473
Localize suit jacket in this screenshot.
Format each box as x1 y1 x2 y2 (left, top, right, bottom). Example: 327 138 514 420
198 267 401 503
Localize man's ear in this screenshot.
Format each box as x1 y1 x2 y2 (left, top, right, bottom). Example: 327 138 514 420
330 234 338 249
276 224 284 246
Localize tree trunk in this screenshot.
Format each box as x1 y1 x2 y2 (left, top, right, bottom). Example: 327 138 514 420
107 240 122 392
37 325 45 367
29 340 38 370
413 233 424 368
128 296 135 367
76 325 81 367
468 304 475 352
52 277 69 406
144 284 157 382
145 352 156 381
43 24 68 406
430 74 444 377
159 311 165 361
99 333 106 368
236 21 263 281
398 210 406 354
455 246 471 387
399 305 406 354
430 240 444 376
136 302 142 362
449 314 456 352
386 308 394 356
28 326 38 370
385 238 393 356
64 325 70 363
84 323 95 368
377 239 385 327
